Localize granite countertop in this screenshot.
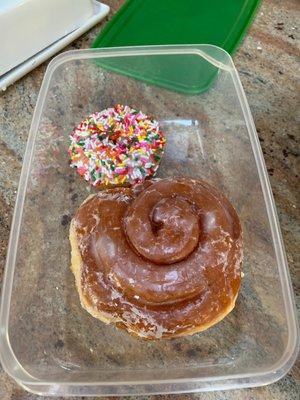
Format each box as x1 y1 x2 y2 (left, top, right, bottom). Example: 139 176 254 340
0 0 299 399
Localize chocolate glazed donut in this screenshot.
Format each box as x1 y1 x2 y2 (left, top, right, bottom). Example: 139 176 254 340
70 178 243 339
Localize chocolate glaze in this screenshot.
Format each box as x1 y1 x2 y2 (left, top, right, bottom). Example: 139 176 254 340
73 178 243 339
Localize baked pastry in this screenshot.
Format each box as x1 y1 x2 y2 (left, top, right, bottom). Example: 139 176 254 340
68 104 166 187
70 178 243 339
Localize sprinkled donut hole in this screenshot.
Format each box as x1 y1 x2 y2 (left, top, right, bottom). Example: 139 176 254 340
68 104 166 187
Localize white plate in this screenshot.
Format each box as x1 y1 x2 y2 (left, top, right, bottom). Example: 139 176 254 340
0 1 109 91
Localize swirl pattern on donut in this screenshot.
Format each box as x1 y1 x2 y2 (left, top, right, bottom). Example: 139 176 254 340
70 178 243 339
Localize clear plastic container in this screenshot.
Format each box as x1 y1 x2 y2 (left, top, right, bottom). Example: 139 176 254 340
0 45 298 396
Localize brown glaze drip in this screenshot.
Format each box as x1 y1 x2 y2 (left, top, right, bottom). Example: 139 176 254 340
73 178 243 339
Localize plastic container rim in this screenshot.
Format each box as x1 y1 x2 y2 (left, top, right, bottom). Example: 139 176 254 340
0 45 298 393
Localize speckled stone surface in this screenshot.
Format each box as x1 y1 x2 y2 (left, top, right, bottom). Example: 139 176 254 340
0 0 299 399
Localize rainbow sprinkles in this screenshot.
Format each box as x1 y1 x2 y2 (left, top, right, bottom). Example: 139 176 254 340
69 104 166 187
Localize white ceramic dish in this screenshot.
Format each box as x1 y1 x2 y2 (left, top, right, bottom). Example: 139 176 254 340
0 0 109 91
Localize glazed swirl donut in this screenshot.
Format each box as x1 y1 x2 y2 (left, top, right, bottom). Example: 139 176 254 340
70 178 243 339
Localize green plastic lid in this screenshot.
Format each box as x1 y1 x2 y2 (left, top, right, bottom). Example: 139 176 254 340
92 0 261 93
